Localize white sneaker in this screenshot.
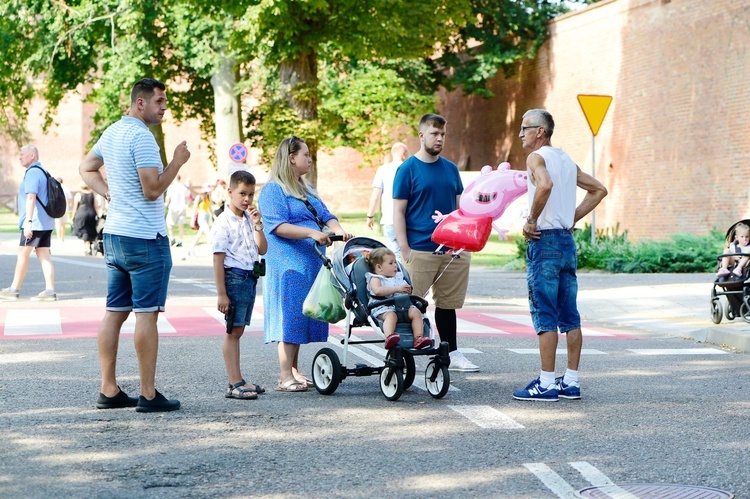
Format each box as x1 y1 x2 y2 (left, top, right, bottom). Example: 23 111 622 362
449 350 479 372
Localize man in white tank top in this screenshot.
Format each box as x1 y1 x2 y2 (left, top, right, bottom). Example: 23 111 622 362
513 109 607 402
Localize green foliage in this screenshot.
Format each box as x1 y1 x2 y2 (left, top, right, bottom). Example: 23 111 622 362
514 224 725 273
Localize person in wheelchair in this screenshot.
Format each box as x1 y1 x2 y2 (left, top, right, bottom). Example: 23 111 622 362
364 247 431 350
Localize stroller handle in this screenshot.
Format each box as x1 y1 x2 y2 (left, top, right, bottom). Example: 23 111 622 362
313 234 345 265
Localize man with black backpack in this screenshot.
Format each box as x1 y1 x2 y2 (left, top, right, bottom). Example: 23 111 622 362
0 145 57 302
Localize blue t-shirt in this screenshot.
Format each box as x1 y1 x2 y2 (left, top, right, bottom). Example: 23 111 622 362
91 116 166 239
19 162 55 231
392 156 463 251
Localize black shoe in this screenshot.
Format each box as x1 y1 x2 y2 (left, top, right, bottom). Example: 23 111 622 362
135 390 181 413
96 387 138 409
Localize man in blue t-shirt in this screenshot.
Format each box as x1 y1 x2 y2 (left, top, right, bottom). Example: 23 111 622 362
0 145 57 302
79 78 191 413
393 114 478 372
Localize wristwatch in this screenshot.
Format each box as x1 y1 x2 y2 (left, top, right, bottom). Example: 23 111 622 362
253 223 264 232
526 217 537 225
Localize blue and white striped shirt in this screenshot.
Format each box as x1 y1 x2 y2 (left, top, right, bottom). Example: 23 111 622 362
92 116 166 239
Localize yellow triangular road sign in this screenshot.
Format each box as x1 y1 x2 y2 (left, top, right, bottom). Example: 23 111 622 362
577 94 612 136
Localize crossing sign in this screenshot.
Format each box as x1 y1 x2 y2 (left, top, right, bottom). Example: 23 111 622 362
577 95 612 136
229 143 248 163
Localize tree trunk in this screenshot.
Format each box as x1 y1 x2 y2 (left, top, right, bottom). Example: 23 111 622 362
211 55 242 179
149 123 167 168
280 51 319 186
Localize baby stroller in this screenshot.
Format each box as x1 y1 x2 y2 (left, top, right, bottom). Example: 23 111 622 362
710 219 750 323
93 213 106 256
311 236 452 401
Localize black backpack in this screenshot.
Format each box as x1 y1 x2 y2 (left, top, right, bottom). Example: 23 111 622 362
25 164 67 218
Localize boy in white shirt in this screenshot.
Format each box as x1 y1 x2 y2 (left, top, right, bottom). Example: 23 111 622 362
211 170 268 399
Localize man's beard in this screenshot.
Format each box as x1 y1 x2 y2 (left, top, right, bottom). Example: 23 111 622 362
425 144 442 156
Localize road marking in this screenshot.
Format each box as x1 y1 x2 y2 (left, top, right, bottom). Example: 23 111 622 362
627 348 729 355
508 348 607 355
120 314 176 334
51 256 105 269
569 461 638 498
456 318 508 334
486 313 615 336
524 463 579 498
202 307 264 331
4 309 62 336
448 405 524 429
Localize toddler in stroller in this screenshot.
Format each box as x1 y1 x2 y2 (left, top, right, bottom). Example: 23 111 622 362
716 222 750 282
364 247 431 350
711 219 750 323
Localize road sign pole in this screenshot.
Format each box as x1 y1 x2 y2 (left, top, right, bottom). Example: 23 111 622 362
591 134 596 245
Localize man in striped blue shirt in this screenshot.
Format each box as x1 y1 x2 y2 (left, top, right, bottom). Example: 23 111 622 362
80 78 191 413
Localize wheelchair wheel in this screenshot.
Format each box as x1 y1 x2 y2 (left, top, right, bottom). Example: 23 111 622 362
380 366 404 401
425 359 450 399
312 348 342 395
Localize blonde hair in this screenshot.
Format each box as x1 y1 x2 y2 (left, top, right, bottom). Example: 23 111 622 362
734 223 750 239
268 136 318 200
365 247 395 272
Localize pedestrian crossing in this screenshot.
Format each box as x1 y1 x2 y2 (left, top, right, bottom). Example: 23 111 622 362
0 304 630 340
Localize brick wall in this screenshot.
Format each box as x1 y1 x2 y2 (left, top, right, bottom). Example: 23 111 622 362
3 0 749 241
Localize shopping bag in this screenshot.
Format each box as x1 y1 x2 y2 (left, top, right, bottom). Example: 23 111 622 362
190 210 199 230
303 266 346 323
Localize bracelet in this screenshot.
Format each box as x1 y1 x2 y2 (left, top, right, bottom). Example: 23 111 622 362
366 215 374 219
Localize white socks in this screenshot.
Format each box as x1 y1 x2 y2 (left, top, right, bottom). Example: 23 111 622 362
539 371 555 389
563 369 579 385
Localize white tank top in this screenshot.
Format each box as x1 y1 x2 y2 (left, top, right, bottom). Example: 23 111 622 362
527 146 577 230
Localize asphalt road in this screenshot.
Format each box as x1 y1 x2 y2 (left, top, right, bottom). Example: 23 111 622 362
0 240 747 497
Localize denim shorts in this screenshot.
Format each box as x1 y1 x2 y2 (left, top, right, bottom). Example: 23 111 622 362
104 233 172 313
225 268 258 328
526 229 581 334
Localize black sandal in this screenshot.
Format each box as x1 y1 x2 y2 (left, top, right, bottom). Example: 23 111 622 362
225 381 258 400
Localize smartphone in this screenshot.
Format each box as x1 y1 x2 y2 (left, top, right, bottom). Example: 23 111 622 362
225 305 236 334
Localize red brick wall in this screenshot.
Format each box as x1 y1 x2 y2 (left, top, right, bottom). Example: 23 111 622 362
4 0 749 241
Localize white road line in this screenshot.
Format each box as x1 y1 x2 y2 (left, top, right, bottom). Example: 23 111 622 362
627 348 728 355
456 318 507 334
486 313 614 336
523 463 579 498
121 314 176 334
4 309 62 336
448 405 524 429
51 256 105 269
569 462 638 498
203 307 264 331
508 348 607 355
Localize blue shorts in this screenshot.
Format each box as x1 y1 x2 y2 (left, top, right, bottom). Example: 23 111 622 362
526 229 581 334
225 268 258 329
104 233 172 313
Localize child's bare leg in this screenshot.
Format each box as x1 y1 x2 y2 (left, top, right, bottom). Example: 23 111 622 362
223 326 245 385
409 308 424 338
382 312 397 337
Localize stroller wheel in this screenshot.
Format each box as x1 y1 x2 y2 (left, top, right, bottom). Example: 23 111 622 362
425 359 450 399
741 296 750 324
710 299 722 324
312 348 342 395
380 367 404 401
386 351 416 391
725 302 736 321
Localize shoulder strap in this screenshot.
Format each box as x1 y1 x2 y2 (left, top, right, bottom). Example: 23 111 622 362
302 198 326 231
22 164 50 210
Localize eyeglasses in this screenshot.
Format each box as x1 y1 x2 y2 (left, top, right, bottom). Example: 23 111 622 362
521 125 542 133
287 134 297 155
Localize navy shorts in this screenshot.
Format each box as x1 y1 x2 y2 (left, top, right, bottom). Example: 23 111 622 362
225 268 258 329
20 230 52 248
526 229 581 334
104 233 172 313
